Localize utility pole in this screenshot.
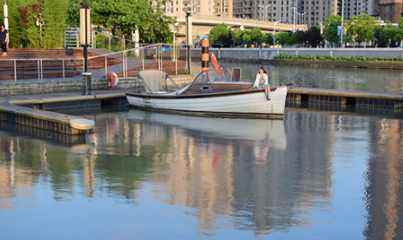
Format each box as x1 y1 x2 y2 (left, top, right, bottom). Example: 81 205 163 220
340 0 344 48
293 7 296 32
3 0 8 30
185 10 192 75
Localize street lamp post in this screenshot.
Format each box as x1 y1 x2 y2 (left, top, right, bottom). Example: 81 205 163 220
171 22 179 75
340 0 344 47
185 10 192 75
3 0 8 30
80 3 91 95
273 21 280 47
291 7 297 33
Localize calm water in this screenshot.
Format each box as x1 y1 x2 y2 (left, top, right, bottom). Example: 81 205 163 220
1 110 402 240
210 62 403 94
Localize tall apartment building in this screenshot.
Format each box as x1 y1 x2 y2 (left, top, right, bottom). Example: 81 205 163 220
158 0 233 17
302 0 338 27
338 0 377 19
233 0 254 18
233 0 384 27
378 0 402 23
233 0 301 23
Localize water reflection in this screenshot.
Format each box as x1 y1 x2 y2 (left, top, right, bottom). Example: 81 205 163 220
365 119 403 240
0 110 402 239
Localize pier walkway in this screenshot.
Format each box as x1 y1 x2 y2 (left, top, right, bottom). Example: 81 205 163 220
0 90 128 136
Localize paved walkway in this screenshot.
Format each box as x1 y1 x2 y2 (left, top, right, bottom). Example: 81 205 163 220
0 89 127 105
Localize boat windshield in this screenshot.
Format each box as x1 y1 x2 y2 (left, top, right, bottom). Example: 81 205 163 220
192 68 235 84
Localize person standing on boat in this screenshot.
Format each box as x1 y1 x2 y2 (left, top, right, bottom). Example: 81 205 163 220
0 24 8 56
253 67 271 100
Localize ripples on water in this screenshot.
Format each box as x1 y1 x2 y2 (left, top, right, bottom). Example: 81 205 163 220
0 110 402 240
214 62 403 93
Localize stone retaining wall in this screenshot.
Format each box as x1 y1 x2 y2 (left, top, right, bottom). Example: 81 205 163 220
0 74 193 97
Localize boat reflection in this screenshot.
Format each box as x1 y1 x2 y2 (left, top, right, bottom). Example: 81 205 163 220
127 110 287 150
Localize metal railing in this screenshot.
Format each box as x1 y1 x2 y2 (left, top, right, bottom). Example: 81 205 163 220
0 44 188 83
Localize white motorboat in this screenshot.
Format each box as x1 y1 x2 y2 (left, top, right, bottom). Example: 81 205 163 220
126 69 288 119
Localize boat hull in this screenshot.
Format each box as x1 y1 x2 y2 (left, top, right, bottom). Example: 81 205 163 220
126 87 288 119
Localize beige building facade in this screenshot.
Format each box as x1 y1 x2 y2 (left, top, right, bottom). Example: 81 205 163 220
232 0 386 27
378 0 403 23
159 0 233 17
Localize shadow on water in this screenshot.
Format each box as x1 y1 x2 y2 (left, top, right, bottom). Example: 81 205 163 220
0 110 402 239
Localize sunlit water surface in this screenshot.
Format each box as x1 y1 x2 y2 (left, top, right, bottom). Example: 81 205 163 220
0 110 402 240
204 62 403 94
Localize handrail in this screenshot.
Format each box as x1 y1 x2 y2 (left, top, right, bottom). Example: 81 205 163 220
0 43 188 82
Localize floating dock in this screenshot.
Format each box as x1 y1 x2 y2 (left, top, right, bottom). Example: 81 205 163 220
0 103 94 135
0 90 128 136
287 87 403 114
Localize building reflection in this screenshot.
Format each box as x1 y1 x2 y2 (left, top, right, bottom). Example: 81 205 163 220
1 110 403 238
230 111 334 234
0 111 334 235
125 111 333 234
365 119 403 240
0 111 332 232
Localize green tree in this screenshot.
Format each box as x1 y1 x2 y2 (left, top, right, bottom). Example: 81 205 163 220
374 23 402 47
293 30 305 45
346 13 377 46
304 26 323 47
43 0 69 48
208 23 233 47
323 15 342 46
374 25 389 47
232 29 244 46
263 32 273 46
275 32 296 46
8 0 38 48
249 28 264 47
92 0 172 43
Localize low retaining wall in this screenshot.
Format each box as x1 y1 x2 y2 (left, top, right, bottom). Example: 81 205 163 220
0 78 141 96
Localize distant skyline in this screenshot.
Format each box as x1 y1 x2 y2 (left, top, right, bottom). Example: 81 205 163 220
155 0 402 27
